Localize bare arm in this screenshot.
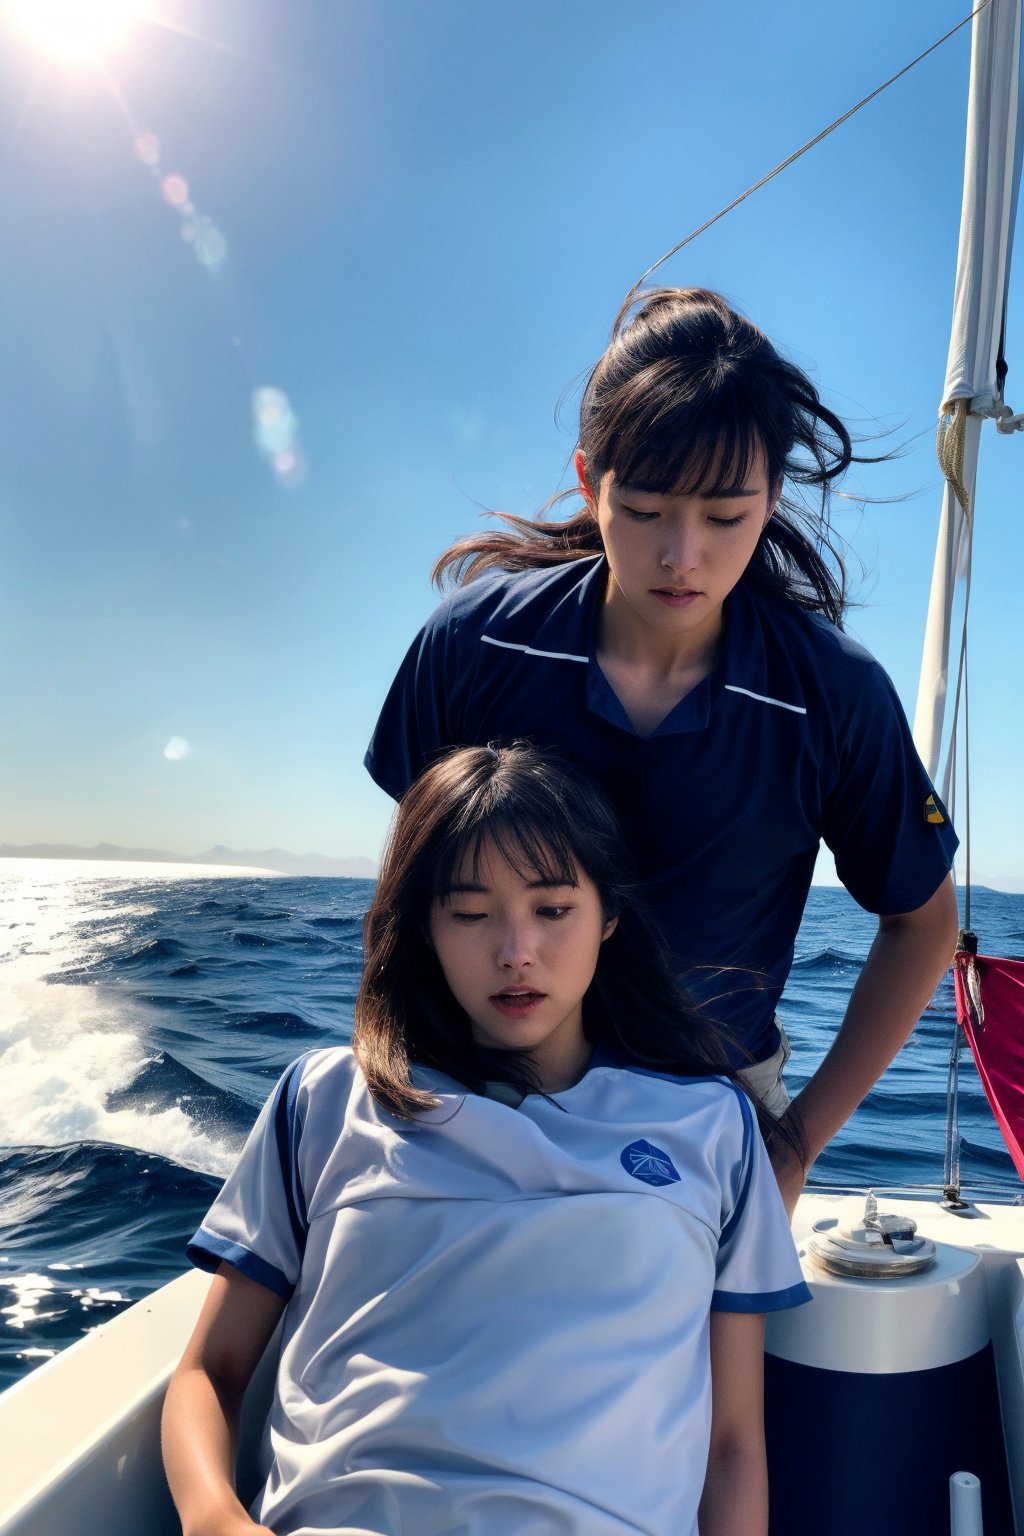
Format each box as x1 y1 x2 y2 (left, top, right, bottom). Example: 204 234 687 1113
772 874 959 1214
162 1263 285 1536
698 1311 767 1536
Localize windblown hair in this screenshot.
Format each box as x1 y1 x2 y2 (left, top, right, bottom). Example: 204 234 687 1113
353 743 796 1154
434 287 868 626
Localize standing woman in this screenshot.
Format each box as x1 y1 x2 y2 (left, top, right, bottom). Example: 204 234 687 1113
365 287 959 1210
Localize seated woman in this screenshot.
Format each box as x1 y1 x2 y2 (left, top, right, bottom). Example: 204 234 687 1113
161 743 810 1536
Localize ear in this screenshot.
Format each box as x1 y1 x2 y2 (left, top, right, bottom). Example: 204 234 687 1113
601 914 618 943
575 449 596 509
764 479 783 526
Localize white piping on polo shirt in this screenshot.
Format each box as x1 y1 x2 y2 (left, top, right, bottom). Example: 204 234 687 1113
481 634 588 664
481 637 807 716
723 684 807 715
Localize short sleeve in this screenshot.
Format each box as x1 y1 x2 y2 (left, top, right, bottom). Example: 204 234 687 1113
712 1089 812 1314
364 598 459 802
822 660 958 915
187 1056 311 1300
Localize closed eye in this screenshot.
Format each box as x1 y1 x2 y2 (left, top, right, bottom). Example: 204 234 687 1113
708 513 747 528
621 505 659 523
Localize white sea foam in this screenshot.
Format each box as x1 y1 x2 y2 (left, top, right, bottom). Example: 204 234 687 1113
0 864 242 1177
0 976 238 1177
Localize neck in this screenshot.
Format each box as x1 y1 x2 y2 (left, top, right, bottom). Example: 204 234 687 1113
531 1037 592 1094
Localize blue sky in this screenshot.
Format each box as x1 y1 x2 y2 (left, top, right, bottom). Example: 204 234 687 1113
1 0 1022 889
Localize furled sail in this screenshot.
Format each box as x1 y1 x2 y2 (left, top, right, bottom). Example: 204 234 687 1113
913 0 1023 795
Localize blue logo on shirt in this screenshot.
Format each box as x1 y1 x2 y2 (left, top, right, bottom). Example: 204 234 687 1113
620 1139 680 1187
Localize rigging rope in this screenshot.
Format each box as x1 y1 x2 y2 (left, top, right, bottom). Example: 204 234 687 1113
625 0 993 298
938 397 979 1200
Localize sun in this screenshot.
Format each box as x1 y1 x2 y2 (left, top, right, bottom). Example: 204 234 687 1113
4 0 141 61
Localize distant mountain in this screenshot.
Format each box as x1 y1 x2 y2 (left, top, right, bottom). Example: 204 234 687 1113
0 840 377 879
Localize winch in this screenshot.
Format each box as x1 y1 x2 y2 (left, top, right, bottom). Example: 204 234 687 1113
806 1190 937 1278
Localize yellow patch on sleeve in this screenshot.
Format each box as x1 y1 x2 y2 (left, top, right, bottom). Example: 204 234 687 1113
924 794 945 825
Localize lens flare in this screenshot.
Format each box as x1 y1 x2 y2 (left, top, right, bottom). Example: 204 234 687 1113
134 130 229 277
134 132 160 167
272 448 307 489
252 389 307 489
161 174 189 208
253 388 295 455
194 221 227 271
4 0 140 61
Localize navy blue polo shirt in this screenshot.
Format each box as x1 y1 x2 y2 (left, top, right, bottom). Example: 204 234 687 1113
365 557 957 1062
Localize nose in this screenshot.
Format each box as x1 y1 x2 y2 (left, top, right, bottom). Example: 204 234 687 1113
497 921 534 970
660 521 700 575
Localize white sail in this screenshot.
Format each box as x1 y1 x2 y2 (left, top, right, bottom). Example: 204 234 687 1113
913 0 1023 795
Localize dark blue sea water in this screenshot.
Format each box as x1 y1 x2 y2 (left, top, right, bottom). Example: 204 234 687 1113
1 862 1021 1391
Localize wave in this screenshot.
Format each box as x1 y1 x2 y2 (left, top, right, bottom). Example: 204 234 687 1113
112 937 190 965
0 976 241 1177
0 1142 218 1391
790 946 863 970
105 1051 255 1137
231 928 334 953
222 1008 324 1038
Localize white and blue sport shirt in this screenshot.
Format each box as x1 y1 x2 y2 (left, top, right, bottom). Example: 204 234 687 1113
365 558 959 1061
189 1046 811 1536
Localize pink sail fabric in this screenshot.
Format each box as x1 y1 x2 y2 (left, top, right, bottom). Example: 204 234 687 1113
954 951 1024 1183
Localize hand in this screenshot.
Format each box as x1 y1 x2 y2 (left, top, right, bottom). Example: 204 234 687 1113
769 1137 806 1222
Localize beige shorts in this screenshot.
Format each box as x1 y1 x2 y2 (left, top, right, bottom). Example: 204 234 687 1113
737 1019 792 1116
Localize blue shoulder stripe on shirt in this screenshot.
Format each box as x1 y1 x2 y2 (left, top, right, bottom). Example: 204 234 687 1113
719 1083 754 1248
187 1229 293 1300
273 1056 309 1252
711 1280 812 1313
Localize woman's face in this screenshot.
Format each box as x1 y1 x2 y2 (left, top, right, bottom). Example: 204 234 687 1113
428 836 617 1093
583 446 777 648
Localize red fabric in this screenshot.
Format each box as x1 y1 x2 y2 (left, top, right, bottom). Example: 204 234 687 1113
954 952 1024 1183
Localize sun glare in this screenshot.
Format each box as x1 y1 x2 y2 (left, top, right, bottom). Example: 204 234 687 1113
5 0 141 61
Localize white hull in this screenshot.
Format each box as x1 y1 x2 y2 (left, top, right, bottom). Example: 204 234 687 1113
0 1188 1021 1535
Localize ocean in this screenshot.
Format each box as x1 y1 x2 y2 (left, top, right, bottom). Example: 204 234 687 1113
1 859 1021 1392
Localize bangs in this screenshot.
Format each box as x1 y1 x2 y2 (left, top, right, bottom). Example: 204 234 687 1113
586 363 768 497
432 811 581 900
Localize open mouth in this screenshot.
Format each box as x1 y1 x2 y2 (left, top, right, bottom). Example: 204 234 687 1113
489 990 546 1017
651 587 700 605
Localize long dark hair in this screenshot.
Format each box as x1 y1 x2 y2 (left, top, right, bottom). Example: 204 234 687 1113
434 287 868 626
354 743 794 1153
